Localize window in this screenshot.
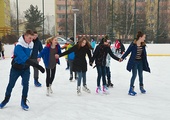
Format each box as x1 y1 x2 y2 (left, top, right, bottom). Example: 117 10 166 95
58 5 66 10
58 14 65 18
150 7 154 11
150 15 154 20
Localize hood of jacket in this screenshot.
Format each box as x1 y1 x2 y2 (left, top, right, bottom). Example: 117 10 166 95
17 35 34 49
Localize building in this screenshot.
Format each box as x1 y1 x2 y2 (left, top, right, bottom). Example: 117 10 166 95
55 0 82 37
0 0 11 38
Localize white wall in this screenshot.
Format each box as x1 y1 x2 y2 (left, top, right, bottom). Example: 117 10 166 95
2 44 170 58
124 44 170 56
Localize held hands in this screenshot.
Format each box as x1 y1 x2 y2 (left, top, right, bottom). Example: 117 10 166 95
37 58 41 62
119 58 123 62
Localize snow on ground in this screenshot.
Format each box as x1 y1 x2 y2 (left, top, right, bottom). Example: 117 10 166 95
0 45 170 120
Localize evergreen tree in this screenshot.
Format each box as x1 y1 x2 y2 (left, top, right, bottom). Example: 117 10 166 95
24 5 44 31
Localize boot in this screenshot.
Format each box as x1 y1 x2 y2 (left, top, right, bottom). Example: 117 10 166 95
21 96 29 110
140 86 146 93
77 86 81 96
69 74 73 81
75 72 78 80
128 86 137 96
0 96 10 109
34 80 42 87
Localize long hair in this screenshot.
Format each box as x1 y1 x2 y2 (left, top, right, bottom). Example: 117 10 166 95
77 37 92 49
133 31 146 46
45 36 56 46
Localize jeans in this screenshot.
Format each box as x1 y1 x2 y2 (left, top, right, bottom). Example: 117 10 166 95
96 66 106 87
77 71 86 86
130 60 143 87
5 67 30 98
106 66 111 84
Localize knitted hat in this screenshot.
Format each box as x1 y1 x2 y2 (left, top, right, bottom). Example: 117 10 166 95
70 37 74 42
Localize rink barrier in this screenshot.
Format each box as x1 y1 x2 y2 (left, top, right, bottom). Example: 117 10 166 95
147 54 170 56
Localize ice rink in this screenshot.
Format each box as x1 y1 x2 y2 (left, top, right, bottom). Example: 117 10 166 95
0 44 170 120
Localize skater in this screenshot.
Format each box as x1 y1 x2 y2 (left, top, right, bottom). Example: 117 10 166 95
37 36 61 96
61 40 70 70
90 35 120 94
105 40 114 87
114 39 125 57
90 37 96 53
66 37 77 81
0 40 2 59
56 36 92 96
0 42 5 59
120 31 150 96
30 31 43 87
0 30 45 110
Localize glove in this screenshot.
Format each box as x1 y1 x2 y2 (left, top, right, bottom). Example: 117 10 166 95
26 59 45 73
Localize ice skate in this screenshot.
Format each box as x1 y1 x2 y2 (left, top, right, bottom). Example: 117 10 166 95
49 84 53 93
34 80 42 87
140 86 146 94
82 85 91 93
128 86 137 96
107 82 114 88
46 87 50 96
77 86 81 96
103 85 109 94
96 86 103 94
0 96 10 109
21 97 29 111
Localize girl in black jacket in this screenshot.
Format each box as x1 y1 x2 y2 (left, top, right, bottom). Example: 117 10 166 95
57 37 92 96
90 36 120 94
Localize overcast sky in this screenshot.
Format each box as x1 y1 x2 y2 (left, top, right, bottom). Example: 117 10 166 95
10 0 55 15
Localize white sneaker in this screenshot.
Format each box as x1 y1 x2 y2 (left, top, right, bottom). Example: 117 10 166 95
49 84 53 94
82 85 91 93
77 86 81 96
46 87 50 96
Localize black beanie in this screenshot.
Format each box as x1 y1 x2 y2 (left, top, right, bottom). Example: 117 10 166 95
70 37 74 42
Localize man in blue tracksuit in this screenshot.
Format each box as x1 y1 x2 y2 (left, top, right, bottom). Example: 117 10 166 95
0 30 45 110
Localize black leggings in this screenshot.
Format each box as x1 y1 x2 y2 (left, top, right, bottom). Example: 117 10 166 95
46 66 56 87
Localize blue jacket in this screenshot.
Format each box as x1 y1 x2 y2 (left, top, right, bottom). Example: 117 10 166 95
38 44 61 68
91 40 96 49
67 44 75 60
31 37 43 59
121 42 150 72
14 35 33 65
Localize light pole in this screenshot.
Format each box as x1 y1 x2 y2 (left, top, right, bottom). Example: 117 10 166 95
134 0 137 39
156 0 160 43
16 0 19 38
72 8 79 42
90 0 92 41
42 0 44 43
65 0 68 39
